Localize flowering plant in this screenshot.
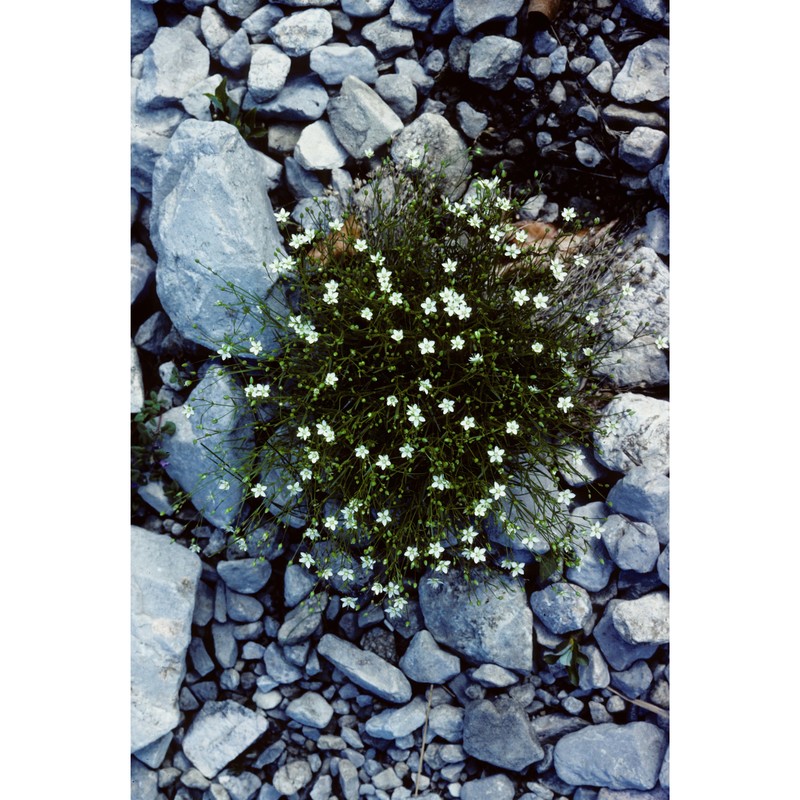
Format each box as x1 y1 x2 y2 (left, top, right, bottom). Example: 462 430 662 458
189 153 642 615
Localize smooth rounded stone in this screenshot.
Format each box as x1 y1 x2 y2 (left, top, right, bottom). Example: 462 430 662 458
460 774 514 800
293 120 349 170
243 641 266 659
254 689 283 710
463 697 544 771
587 60 613 93
606 467 669 545
618 127 668 173
562 696 584 716
269 9 333 57
137 28 209 109
219 0 261 18
183 701 268 779
310 43 378 85
361 17 416 58
316 734 347 750
593 601 658 671
273 761 313 796
602 104 667 132
200 7 233 59
600 515 660 573
342 0 393 16
286 692 335 728
611 591 669 645
390 0 432 31
642 207 669 256
374 74 418 119
212 622 238 668
398 630 461 683
554 722 667 791
317 634 412 703
656 544 669 587
593 393 669 475
456 101 488 139
575 140 603 167
365 696 427 739
219 29 253 73
132 1 159 56
264 642 304 682
649 149 670 202
467 36 522 91
611 660 653 699
452 0 523 34
131 527 201 752
284 563 316 607
577 643 611 691
611 38 669 104
278 593 326 645
217 559 272 594
470 664 518 688
529 581 592 635
621 0 667 21
247 45 291 103
428 704 464 742
328 75 404 158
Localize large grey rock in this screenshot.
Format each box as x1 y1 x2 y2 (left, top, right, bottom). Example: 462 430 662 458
529 581 593 635
286 692 335 728
310 43 378 85
219 0 262 18
247 45 291 102
607 467 669 544
160 365 253 529
219 28 253 73
328 75 404 158
601 515 660 573
151 119 285 350
137 28 210 109
593 601 658 670
131 526 201 752
621 0 667 21
593 393 669 475
183 701 268 779
463 697 544 770
468 36 523 91
611 38 670 104
243 5 285 41
453 0 524 34
132 1 158 56
618 127 669 172
554 722 667 790
317 634 412 702
399 630 461 683
200 7 233 59
374 74 418 119
273 761 313 796
611 591 669 645
294 120 350 170
587 60 614 93
247 75 329 121
269 8 334 57
131 343 145 414
217 559 273 594
391 112 470 198
419 569 532 672
284 563 316 606
566 504 615 592
131 757 158 800
461 774 515 800
361 17 415 58
365 696 427 739
342 0 393 16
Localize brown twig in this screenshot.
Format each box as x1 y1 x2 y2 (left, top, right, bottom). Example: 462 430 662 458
606 686 669 719
414 685 434 796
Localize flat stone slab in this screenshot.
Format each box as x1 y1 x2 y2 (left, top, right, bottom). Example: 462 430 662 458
131 526 201 752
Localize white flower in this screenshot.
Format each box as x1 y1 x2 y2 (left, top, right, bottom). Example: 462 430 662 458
189 542 201 554
521 533 539 549
338 567 355 582
442 258 458 274
386 597 408 619
376 454 391 470
371 582 384 595
531 342 544 354
512 289 530 306
489 482 507 500
252 483 267 499
275 208 290 224
574 253 589 268
438 398 455 414
370 251 386 267
248 338 263 356
299 552 315 569
289 232 307 250
434 560 451 574
427 541 445 558
354 238 368 252
318 567 333 580
533 293 549 309
300 468 312 481
655 335 669 349
407 404 425 427
621 283 634 297
386 581 401 598
467 212 482 228
504 243 522 260
386 395 398 407
360 307 373 321
421 297 437 315
286 481 302 496
341 596 358 609
376 509 392 527
562 207 577 222
363 147 375 158
307 450 320 464
325 372 338 387
506 420 520 435
391 329 404 342
218 479 230 491
316 421 335 442
451 335 465 350
488 446 505 464
460 525 478 545
329 217 344 232
400 443 414 459
406 148 422 167
388 291 404 305
361 554 376 571
586 521 604 539
473 498 490 516
460 416 476 431
217 343 232 360
505 560 525 577
583 347 593 357
182 405 195 419
355 445 370 459
556 489 575 506
469 353 483 364
557 396 574 413
489 224 506 243
418 379 432 394
297 425 311 441
550 257 567 282
468 546 487 564
514 228 528 243
431 474 451 490
376 267 393 291
324 515 338 531
585 310 600 326
497 196 512 211
322 279 339 304
419 338 436 355
404 545 420 562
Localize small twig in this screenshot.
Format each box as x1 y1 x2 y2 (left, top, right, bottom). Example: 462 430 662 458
607 686 669 719
414 685 434 796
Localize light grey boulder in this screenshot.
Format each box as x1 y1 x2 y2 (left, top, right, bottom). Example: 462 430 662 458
219 0 262 18
554 722 667 790
621 0 667 20
456 101 488 139
390 0 432 31
611 591 669 645
286 692 335 728
269 8 334 57
391 112 470 198
587 60 614 93
549 45 568 74
577 643 611 691
453 0 524 34
468 36 522 91
131 526 201 752
246 75 329 121
463 696 544 770
217 559 272 594
338 759 359 800
593 600 659 670
248 45 291 102
600 515 660 573
137 28 210 110
593 393 669 475
284 563 316 607
575 140 603 167
243 5 285 41
160 364 253 527
470 664 518 688
649 149 670 203
618 127 669 172
428 704 464 742
342 0 393 18
607 467 669 545
328 75 404 158
365 695 427 739
277 592 326 645
461 774 515 800
219 28 253 73
133 730 173 770
317 634 412 702
657 543 669 586
182 75 224 121
200 7 233 59
254 151 283 192
610 660 653 699
294 120 350 170
361 17 415 58
132 1 159 56
218 770 263 800
310 43 378 85
273 761 313 796
151 119 285 350
611 38 669 104
264 642 303 682
131 757 158 800
183 701 268 779
643 206 669 256
131 343 145 414
418 568 532 672
374 73 418 119
399 629 461 683
529 581 593 635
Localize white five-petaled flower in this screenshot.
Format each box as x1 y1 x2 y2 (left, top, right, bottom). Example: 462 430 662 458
371 582 384 595
317 567 333 580
307 450 319 464
287 481 302 496
418 379 432 394
504 243 522 260
583 347 593 357
431 474 450 490
505 560 525 577
550 257 567 282
497 196 512 211
341 596 358 609
400 443 414 459
404 545 419 562
419 338 435 355
655 335 669 349
451 335 465 350
489 482 507 500
376 267 393 291
531 341 544 353
587 521 604 539
434 560 451 574
506 420 520 434
252 483 267 499
299 552 315 569
355 445 370 459
274 208 290 224
421 297 437 315
388 291 404 305
376 454 391 470
488 446 505 464
189 542 201 554
249 338 263 355
390 329 404 343
386 581 401 598
360 307 373 321
338 567 355 582
562 207 577 222
217 343 232 360
473 498 490 517
512 289 530 306
297 426 311 440
299 468 312 481
438 398 455 414
363 147 375 158
468 546 487 564
322 279 339 304
218 479 230 491
515 228 528 243
361 554 376 571
182 405 195 419
469 353 483 364
585 310 600 326
386 395 398 407
533 293 549 309
467 212 482 228
557 396 574 413
325 372 338 387
370 251 386 267
460 525 477 545
442 258 458 274
328 217 344 232
376 509 392 526
621 283 634 297
354 238 368 252
323 515 338 531
556 489 575 506
460 416 476 431
316 420 335 442
573 253 589 268
427 541 445 559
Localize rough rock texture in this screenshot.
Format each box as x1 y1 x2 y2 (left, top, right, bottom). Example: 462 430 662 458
365 696 427 739
606 467 669 545
398 629 461 683
294 119 349 170
131 526 201 752
529 581 593 634
269 8 334 57
453 0 524 34
310 43 378 85
419 569 533 672
611 38 670 104
601 515 661 573
248 74 329 121
248 44 291 102
467 36 523 91
593 601 659 671
611 591 670 645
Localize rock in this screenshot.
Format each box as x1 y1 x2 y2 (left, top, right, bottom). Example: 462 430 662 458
533 29 558 55
575 140 603 167
263 642 304 682
470 663 518 688
463 696 544 770
374 74 418 119
587 60 614 93
218 770 263 800
132 1 158 56
365 696 427 739
549 45 568 74
620 0 667 22
286 692 335 728
659 744 669 789
596 788 670 799
460 774 515 800
428 704 464 742
602 104 667 132
593 393 669 474
419 569 532 672
131 343 145 413
160 365 253 529
310 43 378 85
570 55 596 77
649 149 669 202
657 544 669 587
529 581 593 635
342 0 393 16
456 101 488 139
643 207 669 256
243 5 285 41
578 643 611 690
593 601 658 670
468 36 523 91
390 113 470 198
284 564 316 607
399 629 461 683
391 0 432 31
531 713 590 743
611 38 670 104
294 120 350 170
273 761 313 796
554 722 667 790
133 310 171 354
618 127 669 172
249 74 329 121
277 593 326 645
247 45 291 102
606 467 669 544
189 637 216 676
361 17 416 58
131 526 201 752
200 7 233 59
217 559 272 594
611 591 669 645
219 29 253 73
269 9 333 57
611 660 653 699
317 634 412 702
219 0 262 18
338 759 359 800
182 75 224 121
328 75 404 158
600 515 660 573
131 757 158 800
212 622 239 668
589 35 618 69
137 28 209 109
453 0 523 34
